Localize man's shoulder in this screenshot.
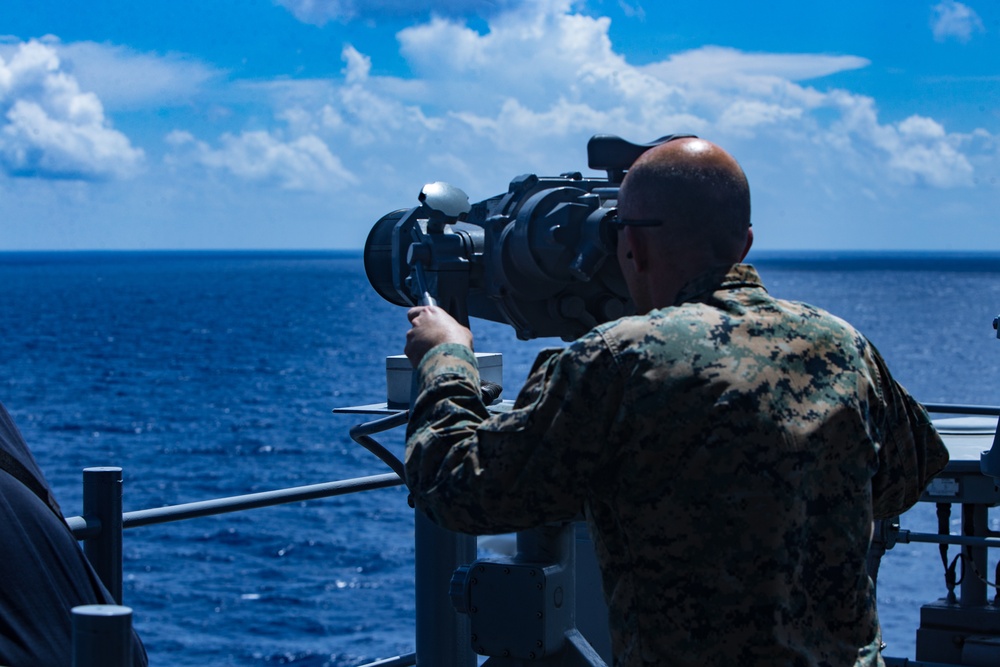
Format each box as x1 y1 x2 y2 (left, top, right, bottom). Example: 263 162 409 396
595 301 736 343
767 296 866 341
594 313 666 345
587 310 706 363
593 293 868 362
530 319 648 372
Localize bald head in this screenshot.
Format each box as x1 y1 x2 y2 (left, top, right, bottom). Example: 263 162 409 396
615 138 753 311
618 138 751 262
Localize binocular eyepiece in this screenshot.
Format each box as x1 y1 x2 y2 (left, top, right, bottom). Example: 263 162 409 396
363 134 691 341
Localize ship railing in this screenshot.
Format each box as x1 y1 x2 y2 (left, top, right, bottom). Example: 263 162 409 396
64 412 412 667
65 471 408 667
66 470 404 599
895 402 1000 558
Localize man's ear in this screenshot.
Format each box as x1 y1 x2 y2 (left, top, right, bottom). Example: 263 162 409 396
624 226 650 273
740 227 754 261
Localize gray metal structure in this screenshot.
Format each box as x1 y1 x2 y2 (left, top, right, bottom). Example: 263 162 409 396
449 523 608 666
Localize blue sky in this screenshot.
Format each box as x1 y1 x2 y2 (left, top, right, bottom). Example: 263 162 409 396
0 0 996 250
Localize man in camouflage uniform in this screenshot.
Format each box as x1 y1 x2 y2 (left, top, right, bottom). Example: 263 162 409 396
403 137 949 666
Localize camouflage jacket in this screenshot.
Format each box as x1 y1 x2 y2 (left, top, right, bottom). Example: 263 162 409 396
406 263 949 667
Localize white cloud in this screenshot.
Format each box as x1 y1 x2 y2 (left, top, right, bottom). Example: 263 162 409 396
718 100 804 136
617 1 645 20
166 129 357 191
822 91 976 187
880 116 973 188
54 40 222 110
396 3 634 111
931 1 985 42
390 12 983 193
388 17 866 146
341 44 371 83
643 47 870 85
0 40 143 180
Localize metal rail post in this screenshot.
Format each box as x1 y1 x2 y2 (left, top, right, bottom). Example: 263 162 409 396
415 511 477 666
72 604 133 667
83 467 124 604
961 503 990 607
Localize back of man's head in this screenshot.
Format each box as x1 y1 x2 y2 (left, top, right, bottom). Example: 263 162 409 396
620 138 751 263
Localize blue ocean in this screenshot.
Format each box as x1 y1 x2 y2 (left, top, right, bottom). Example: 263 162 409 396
2 250 1000 665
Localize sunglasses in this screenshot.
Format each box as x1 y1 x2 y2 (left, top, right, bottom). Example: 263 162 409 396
602 209 666 249
606 209 667 233
606 209 752 234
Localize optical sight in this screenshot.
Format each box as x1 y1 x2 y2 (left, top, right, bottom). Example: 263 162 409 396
364 134 692 341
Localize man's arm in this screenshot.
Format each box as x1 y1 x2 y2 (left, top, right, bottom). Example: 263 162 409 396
867 344 950 519
403 309 624 534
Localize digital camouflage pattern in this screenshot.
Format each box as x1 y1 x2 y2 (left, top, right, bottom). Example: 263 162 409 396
406 263 949 667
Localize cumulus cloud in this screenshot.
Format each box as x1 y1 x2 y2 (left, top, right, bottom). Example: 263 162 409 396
166 129 357 191
825 90 975 187
396 3 629 105
668 73 979 190
0 40 143 180
888 116 973 187
274 0 523 25
931 0 985 42
399 9 985 192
